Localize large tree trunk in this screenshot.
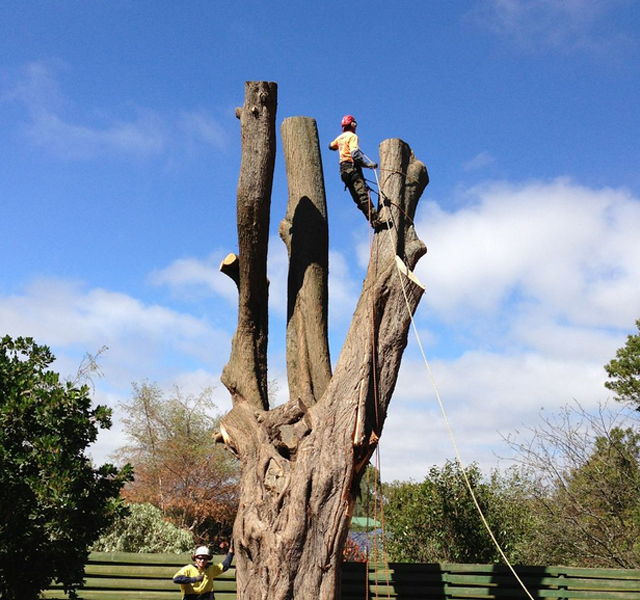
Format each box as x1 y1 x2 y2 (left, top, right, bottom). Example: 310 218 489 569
218 82 429 600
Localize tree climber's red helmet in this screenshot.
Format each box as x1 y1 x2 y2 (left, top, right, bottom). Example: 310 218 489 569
341 115 357 130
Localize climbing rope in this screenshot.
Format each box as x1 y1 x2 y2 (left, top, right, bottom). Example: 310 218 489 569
367 183 416 228
364 167 536 600
364 182 393 600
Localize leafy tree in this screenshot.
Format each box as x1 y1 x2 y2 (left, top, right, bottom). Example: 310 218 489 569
346 464 385 562
605 319 640 410
115 381 239 545
343 536 368 563
352 464 383 521
383 460 538 564
505 401 640 567
92 503 194 553
0 336 132 600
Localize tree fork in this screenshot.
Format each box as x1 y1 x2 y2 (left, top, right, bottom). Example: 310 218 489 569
217 83 429 600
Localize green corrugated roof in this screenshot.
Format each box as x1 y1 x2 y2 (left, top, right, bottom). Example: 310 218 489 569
350 516 382 528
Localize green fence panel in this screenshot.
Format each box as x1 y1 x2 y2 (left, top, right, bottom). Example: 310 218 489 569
42 555 640 600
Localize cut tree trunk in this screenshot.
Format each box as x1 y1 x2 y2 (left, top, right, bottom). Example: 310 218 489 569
279 116 332 407
218 82 429 600
220 81 277 412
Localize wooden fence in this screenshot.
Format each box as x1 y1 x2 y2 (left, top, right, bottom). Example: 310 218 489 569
43 553 640 600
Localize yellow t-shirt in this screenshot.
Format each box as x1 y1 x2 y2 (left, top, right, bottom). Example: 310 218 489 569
173 562 224 597
330 130 360 163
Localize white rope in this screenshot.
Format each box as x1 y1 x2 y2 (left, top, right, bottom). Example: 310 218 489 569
372 167 535 600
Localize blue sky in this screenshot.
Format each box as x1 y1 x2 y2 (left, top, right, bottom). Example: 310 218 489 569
2 0 640 482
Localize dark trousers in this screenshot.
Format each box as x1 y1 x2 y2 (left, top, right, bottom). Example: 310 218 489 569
340 163 376 222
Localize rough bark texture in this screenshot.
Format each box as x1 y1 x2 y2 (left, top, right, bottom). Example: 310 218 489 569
219 83 429 600
220 81 277 412
279 117 332 407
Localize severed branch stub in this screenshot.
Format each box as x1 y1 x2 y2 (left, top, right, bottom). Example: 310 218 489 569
219 253 240 287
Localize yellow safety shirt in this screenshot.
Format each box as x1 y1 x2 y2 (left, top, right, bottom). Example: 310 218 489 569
173 562 225 598
329 130 361 164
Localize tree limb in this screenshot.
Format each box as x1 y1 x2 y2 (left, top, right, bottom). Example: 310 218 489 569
221 81 277 411
279 117 332 406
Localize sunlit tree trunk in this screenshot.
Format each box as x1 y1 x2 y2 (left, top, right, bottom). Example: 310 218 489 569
218 81 429 600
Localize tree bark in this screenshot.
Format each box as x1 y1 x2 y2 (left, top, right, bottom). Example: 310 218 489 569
218 83 428 600
220 81 277 412
279 117 332 407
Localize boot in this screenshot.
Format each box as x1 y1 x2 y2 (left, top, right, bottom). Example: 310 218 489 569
372 205 391 230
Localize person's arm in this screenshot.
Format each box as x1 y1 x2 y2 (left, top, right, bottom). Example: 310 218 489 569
173 574 203 584
351 147 377 168
173 566 203 584
222 542 235 572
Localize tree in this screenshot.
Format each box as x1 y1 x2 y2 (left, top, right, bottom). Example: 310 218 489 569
348 464 385 563
115 381 239 545
0 336 132 600
605 318 640 410
504 401 640 567
92 503 194 553
216 82 429 599
383 461 538 564
352 464 383 522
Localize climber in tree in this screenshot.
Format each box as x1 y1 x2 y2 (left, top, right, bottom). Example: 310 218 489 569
329 115 381 227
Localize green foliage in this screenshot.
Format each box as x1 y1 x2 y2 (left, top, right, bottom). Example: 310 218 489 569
383 460 538 564
92 502 194 553
0 336 133 600
540 426 640 568
506 402 640 568
352 464 383 521
605 319 640 409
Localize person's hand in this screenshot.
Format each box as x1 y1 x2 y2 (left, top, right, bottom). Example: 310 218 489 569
369 162 378 169
195 574 204 582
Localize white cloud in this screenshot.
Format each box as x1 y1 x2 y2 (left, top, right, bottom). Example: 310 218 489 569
0 276 236 465
267 237 364 326
463 151 496 172
179 109 229 151
1 60 66 111
4 177 639 483
328 249 362 324
0 278 229 380
26 109 167 159
267 238 290 319
380 340 618 482
87 390 129 465
416 178 640 329
372 177 640 481
149 252 238 304
149 238 301 320
3 61 230 160
468 0 635 54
